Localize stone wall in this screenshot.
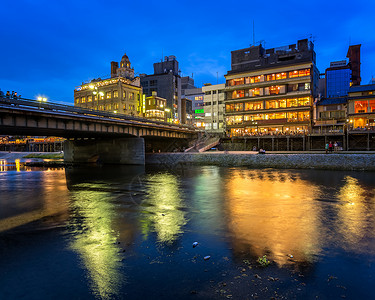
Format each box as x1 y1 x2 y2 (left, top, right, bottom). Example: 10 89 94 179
146 153 375 171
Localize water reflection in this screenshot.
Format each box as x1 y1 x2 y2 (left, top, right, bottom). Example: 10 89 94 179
140 173 186 245
0 168 69 232
337 176 375 252
65 167 141 299
68 189 124 299
224 169 323 266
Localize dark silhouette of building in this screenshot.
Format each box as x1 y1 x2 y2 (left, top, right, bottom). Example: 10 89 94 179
140 56 181 122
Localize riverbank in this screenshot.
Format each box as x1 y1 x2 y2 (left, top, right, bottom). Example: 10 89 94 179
2 151 375 171
146 151 375 171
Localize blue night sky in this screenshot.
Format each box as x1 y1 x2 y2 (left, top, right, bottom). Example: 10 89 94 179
1 0 374 104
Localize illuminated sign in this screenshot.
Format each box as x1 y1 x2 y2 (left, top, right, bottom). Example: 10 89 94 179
195 109 204 114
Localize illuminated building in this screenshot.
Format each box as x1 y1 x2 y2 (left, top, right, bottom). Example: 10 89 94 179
183 87 205 128
313 44 362 134
140 56 181 121
144 92 167 122
224 39 319 137
74 53 142 116
180 97 193 125
347 84 375 129
202 83 225 135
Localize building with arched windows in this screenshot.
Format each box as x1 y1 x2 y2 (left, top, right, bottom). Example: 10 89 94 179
74 53 142 116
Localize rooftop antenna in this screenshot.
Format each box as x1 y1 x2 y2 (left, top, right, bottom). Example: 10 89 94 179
252 20 255 46
217 72 219 84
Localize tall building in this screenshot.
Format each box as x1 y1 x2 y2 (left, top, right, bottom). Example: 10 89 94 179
183 87 205 128
325 60 351 98
140 56 181 122
347 44 361 86
202 83 225 134
74 53 142 116
224 39 319 137
181 76 196 96
144 92 167 122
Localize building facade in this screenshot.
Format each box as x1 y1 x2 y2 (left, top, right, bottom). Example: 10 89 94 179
140 56 181 122
224 39 319 137
347 84 375 129
183 87 205 128
202 83 225 135
144 92 167 122
74 53 142 116
325 60 351 98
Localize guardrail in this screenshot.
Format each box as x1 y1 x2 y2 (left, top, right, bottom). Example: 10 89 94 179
0 96 196 131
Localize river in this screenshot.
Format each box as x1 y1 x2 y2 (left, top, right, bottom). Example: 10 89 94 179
0 161 375 299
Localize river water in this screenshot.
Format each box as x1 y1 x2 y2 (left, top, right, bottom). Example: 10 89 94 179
0 161 375 299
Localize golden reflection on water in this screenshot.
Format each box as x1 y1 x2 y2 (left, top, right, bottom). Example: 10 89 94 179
69 189 124 300
0 168 69 232
224 169 322 266
140 173 186 244
337 176 375 249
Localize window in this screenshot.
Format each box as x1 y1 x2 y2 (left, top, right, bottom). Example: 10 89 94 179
245 101 263 110
289 68 310 78
143 81 149 87
88 95 92 102
150 80 157 86
81 97 86 103
113 90 118 98
249 88 261 97
113 103 119 109
106 92 111 99
355 101 368 113
123 91 126 98
213 90 217 94
205 91 211 95
233 78 244 85
129 92 134 100
75 97 80 104
195 96 203 100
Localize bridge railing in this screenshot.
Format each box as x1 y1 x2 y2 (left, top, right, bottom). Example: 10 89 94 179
0 96 196 131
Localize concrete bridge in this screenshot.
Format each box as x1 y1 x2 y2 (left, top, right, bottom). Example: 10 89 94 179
0 97 198 164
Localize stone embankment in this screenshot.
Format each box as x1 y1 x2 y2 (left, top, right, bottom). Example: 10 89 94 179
146 152 375 171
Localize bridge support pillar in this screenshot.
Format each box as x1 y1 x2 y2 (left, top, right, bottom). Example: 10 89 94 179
64 137 145 165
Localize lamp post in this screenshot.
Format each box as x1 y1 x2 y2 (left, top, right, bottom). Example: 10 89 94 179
90 85 104 111
164 108 171 123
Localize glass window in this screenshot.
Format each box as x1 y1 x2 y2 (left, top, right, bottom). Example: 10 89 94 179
106 92 111 99
75 98 80 104
233 78 244 85
129 93 134 100
123 91 126 98
355 101 368 113
88 95 92 102
370 100 375 112
113 90 118 98
249 88 261 97
245 101 263 111
287 99 298 107
81 97 86 103
288 112 298 121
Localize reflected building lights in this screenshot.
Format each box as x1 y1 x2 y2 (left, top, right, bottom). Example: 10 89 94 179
69 189 125 299
336 176 375 249
140 173 186 245
224 169 322 266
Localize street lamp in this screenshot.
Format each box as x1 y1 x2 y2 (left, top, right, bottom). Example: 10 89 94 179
164 108 171 123
90 85 104 111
